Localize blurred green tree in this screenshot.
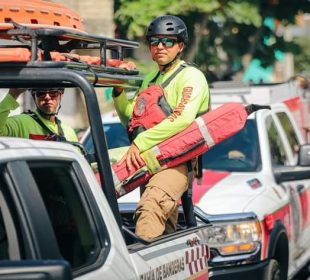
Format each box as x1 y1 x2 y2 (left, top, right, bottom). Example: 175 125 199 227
293 36 310 74
114 0 310 82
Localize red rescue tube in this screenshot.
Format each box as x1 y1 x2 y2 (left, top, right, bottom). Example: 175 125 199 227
113 103 269 197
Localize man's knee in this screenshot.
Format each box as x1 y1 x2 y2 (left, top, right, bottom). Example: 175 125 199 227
135 186 178 240
136 187 176 218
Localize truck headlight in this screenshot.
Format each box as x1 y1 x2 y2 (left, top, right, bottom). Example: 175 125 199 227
206 220 262 255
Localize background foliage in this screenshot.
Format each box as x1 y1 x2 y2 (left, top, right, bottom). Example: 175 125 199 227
115 0 310 82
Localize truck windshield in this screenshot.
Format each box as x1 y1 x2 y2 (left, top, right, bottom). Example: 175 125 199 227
83 123 130 153
202 120 261 172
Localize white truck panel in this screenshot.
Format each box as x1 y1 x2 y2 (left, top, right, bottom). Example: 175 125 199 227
0 137 211 280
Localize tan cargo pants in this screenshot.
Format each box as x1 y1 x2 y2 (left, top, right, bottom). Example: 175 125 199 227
135 163 189 241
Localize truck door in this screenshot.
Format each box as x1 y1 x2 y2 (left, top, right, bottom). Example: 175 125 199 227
266 114 303 256
275 111 310 250
0 161 71 279
0 158 137 279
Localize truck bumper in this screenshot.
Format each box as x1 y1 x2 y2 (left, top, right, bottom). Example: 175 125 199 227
209 260 269 280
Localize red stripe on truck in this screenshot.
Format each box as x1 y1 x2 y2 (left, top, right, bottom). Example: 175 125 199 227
192 170 230 204
283 97 301 112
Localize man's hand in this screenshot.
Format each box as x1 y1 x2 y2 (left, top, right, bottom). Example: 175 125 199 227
112 86 124 97
8 88 25 99
118 143 145 171
109 59 137 97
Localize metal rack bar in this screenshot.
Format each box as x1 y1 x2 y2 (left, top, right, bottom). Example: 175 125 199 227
0 25 140 68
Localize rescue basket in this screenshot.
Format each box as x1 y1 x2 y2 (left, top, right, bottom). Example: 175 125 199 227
0 0 84 32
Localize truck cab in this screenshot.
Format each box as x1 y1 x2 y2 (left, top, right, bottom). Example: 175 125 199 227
193 81 310 280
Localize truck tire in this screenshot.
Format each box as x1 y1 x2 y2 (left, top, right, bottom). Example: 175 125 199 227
264 259 281 280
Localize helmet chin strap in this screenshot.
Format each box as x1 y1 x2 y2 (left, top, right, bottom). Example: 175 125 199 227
37 109 55 117
34 95 62 120
37 104 61 118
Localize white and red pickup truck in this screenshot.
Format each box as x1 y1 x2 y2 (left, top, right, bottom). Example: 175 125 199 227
116 77 310 280
0 137 211 280
185 78 310 280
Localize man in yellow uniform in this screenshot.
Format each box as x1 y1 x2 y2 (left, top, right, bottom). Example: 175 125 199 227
0 88 78 142
113 15 209 241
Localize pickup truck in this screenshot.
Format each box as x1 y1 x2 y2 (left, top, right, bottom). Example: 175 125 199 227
195 101 310 280
113 80 310 280
0 10 211 280
0 138 211 280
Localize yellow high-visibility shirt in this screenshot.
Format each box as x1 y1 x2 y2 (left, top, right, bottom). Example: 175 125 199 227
113 60 209 152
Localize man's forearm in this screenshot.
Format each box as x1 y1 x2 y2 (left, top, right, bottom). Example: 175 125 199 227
0 93 20 136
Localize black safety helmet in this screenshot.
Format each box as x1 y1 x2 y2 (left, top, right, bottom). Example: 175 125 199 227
146 15 188 44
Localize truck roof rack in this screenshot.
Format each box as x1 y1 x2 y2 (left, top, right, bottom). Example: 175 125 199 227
0 24 144 229
0 23 143 89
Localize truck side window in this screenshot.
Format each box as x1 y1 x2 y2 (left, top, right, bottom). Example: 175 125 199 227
266 116 289 166
28 162 101 270
0 176 21 260
0 210 8 260
276 112 300 161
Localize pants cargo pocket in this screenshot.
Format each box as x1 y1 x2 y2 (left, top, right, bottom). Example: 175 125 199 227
135 186 178 241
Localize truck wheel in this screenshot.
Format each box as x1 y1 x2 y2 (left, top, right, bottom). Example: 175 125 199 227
264 259 281 280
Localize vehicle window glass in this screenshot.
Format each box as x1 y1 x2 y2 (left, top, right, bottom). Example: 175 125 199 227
276 112 299 161
84 123 130 153
0 175 21 260
202 120 261 172
28 162 101 270
266 116 289 166
0 209 8 260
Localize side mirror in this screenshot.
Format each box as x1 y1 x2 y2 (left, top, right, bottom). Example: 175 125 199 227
274 144 310 183
298 144 310 166
273 165 310 184
0 260 72 280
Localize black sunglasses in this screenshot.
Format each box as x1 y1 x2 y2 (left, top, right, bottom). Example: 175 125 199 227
33 89 63 98
149 37 179 48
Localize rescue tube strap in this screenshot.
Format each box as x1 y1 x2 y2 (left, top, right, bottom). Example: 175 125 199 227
148 71 161 87
147 63 187 88
196 117 215 147
25 110 66 141
24 110 88 156
141 146 161 174
129 63 188 140
181 161 197 227
161 63 187 88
